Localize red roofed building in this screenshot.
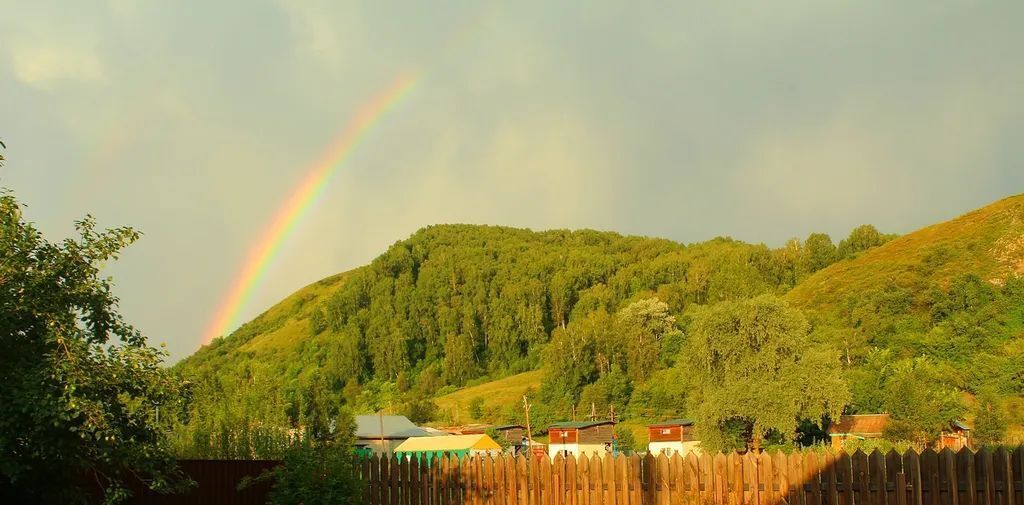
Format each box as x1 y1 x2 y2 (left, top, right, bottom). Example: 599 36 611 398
827 414 890 449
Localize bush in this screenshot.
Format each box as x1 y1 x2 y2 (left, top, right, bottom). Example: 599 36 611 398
468 397 486 420
614 426 637 454
246 412 363 505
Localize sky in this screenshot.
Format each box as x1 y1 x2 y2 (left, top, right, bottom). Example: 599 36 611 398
1 1 1022 363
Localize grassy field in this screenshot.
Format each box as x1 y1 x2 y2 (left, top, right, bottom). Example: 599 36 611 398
432 370 544 425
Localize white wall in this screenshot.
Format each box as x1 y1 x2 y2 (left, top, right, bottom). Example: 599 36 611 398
548 443 611 459
647 441 702 456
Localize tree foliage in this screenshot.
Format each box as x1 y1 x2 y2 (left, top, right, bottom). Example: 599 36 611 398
0 191 188 503
682 295 849 451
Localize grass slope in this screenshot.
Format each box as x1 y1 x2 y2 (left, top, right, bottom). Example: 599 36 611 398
177 270 355 368
788 193 1024 314
432 370 544 425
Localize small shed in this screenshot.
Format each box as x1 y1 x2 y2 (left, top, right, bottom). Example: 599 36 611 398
827 414 890 449
938 420 971 450
547 420 615 459
647 419 700 456
393 434 502 464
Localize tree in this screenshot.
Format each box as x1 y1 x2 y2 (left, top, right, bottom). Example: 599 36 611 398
799 233 837 276
681 295 849 452
468 396 486 420
253 410 363 505
972 395 1008 446
879 358 965 444
0 191 189 503
617 298 677 382
837 224 890 259
614 425 637 454
578 365 632 415
541 316 598 402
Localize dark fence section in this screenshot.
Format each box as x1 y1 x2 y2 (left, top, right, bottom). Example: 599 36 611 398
107 459 279 505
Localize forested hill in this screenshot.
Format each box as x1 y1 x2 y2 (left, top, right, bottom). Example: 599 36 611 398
179 225 806 385
173 195 1024 457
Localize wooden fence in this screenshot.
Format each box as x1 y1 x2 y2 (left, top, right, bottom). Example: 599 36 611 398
97 459 278 505
362 447 1024 505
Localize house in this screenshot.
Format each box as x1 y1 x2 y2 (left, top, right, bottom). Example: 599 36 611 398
827 414 890 449
937 421 971 450
647 419 700 456
393 434 502 464
354 415 434 455
547 421 615 459
440 424 527 448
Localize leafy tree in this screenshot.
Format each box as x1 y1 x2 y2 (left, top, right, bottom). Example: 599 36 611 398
681 295 848 452
972 395 1008 446
616 298 677 382
837 224 891 259
442 332 478 386
541 316 598 402
799 233 837 276
614 425 637 453
578 365 632 415
401 398 439 424
879 358 965 444
0 191 188 503
468 396 486 420
251 410 362 505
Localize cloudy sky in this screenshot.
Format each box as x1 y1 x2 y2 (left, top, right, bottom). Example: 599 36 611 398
2 1 1022 362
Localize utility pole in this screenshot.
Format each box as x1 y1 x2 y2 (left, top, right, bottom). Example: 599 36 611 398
571 404 576 422
522 395 534 455
379 411 385 453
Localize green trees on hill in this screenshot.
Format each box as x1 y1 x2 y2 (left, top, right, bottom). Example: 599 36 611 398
174 213 1024 455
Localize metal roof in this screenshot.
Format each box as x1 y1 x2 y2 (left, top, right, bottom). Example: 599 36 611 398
355 415 432 439
649 419 694 427
393 434 502 453
548 421 615 429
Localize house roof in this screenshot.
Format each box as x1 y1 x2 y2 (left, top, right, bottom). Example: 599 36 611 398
355 415 432 439
951 420 971 431
548 420 615 430
827 414 891 435
649 419 694 428
393 434 502 453
439 423 525 435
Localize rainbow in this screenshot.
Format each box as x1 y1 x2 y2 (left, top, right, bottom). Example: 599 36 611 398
202 72 421 345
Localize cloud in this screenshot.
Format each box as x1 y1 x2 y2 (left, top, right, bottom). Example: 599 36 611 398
731 74 1019 223
10 41 105 89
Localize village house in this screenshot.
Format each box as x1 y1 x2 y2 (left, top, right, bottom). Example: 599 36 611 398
354 414 435 455
647 419 700 456
937 421 971 450
827 414 890 449
547 420 615 459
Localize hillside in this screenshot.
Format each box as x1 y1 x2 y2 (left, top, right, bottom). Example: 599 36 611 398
171 196 1024 457
432 370 544 425
789 194 1024 315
